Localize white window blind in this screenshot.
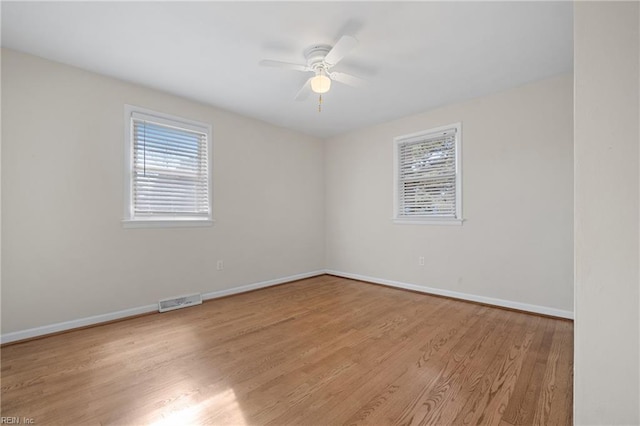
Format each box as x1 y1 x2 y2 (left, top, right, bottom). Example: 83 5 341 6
125 107 211 224
394 124 461 222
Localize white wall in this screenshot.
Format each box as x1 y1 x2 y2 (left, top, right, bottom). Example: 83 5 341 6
574 2 640 424
325 74 574 315
1 49 325 334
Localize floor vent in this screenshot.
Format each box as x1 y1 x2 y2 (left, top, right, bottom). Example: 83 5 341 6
158 293 202 312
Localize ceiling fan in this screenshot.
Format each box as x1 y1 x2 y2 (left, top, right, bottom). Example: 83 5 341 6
259 35 365 103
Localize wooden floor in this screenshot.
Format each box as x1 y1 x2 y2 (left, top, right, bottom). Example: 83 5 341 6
1 275 573 425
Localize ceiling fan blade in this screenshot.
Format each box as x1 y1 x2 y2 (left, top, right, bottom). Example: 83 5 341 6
259 59 310 72
330 71 366 87
295 78 312 101
324 35 358 66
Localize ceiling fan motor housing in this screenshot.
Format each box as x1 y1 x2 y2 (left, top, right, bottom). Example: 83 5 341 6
304 45 332 71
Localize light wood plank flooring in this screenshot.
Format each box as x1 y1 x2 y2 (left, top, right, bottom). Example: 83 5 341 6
1 275 573 425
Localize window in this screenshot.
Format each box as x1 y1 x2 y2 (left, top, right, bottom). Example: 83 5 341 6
123 105 212 227
394 123 462 224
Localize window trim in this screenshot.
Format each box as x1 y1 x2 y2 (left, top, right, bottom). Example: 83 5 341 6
393 122 463 225
123 105 213 228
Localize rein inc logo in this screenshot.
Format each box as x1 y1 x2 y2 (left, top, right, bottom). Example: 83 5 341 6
0 418 34 424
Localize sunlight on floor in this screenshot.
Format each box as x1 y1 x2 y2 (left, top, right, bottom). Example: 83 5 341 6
150 388 247 426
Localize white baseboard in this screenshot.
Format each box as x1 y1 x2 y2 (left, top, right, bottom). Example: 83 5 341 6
201 270 325 301
0 270 325 345
1 269 571 344
324 269 574 320
0 303 158 345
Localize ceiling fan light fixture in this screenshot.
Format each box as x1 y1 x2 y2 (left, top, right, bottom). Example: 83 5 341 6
310 71 331 94
260 35 361 101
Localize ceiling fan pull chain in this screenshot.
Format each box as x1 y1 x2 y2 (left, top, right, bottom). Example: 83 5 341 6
318 94 322 113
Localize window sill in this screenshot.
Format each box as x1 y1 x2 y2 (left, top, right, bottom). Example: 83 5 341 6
122 219 214 229
393 218 464 226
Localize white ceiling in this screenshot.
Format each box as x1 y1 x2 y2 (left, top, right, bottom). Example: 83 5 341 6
1 1 573 139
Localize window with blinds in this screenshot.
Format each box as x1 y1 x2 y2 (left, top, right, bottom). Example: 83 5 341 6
394 123 462 223
124 106 212 226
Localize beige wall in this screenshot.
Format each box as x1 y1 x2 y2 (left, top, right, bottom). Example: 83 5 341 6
574 2 640 424
1 49 325 334
2 49 576 337
325 74 574 314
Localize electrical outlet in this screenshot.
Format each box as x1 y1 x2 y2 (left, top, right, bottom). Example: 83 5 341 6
216 260 224 270
419 256 425 266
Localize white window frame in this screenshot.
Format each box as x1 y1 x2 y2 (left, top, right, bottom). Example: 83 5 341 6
393 122 463 225
122 105 213 228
